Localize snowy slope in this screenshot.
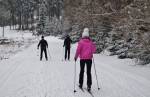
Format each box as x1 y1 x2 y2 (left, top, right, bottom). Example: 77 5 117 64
0 36 150 97
0 27 38 61
0 27 33 39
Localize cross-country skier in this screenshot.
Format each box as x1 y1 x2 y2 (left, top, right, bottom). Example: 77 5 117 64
63 35 72 61
37 36 48 61
74 28 96 91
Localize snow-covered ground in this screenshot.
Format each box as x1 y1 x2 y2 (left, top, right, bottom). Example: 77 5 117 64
0 36 150 97
0 27 38 60
0 26 34 39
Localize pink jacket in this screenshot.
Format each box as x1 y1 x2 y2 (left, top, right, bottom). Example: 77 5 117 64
75 37 96 60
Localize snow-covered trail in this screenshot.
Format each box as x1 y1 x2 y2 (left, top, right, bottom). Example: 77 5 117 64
0 36 150 97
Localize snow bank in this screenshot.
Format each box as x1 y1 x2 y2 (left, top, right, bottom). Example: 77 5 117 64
0 27 38 61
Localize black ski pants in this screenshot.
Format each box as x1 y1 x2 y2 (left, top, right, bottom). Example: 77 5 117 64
65 47 70 60
40 48 48 60
79 59 92 88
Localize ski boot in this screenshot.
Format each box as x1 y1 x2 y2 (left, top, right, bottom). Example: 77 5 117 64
87 86 91 92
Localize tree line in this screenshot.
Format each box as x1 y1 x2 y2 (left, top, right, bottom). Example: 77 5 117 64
0 0 63 31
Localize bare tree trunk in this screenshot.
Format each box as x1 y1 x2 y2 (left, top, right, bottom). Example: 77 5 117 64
19 12 22 30
12 11 15 30
31 13 34 28
27 14 29 29
10 12 12 30
2 22 5 37
12 15 15 30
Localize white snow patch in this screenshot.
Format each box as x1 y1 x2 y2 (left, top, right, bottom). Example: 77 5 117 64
0 36 150 97
0 27 38 61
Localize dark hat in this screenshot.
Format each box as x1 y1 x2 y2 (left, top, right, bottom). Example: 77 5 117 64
66 34 70 37
41 36 44 39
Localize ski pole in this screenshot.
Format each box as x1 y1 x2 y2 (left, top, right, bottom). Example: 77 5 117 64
47 48 51 60
74 61 77 93
93 57 100 90
62 47 65 61
37 48 39 56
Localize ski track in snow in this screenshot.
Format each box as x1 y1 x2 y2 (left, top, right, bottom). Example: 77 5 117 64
0 36 150 97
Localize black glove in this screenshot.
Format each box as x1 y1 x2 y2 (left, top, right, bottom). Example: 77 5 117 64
74 57 77 62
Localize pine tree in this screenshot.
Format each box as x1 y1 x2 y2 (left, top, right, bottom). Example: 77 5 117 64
37 0 47 35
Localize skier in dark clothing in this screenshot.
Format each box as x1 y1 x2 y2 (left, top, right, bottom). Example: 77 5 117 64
63 35 72 61
37 36 48 61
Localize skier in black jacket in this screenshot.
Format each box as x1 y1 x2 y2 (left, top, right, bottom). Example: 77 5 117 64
63 35 72 60
37 36 48 61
